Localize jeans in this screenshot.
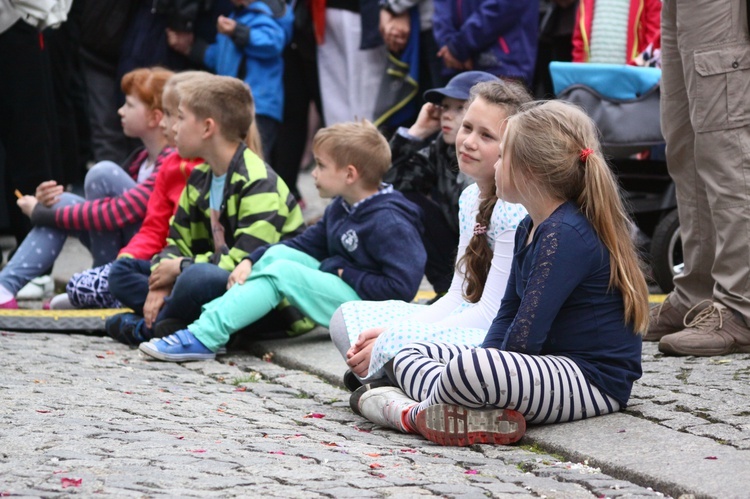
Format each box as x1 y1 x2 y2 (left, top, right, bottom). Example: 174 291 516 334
109 258 230 325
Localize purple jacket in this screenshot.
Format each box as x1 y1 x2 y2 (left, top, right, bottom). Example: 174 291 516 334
433 0 539 84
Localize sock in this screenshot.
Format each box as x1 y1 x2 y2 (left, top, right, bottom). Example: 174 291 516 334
401 404 418 433
0 284 15 304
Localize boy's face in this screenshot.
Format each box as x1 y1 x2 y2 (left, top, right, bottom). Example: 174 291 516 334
118 94 152 139
159 94 178 146
174 103 204 159
311 147 349 199
438 97 466 145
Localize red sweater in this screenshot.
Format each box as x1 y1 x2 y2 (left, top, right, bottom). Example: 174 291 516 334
31 147 174 231
118 151 200 260
572 0 661 65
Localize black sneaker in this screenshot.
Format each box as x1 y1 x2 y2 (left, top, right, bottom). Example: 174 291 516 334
105 313 150 346
343 369 363 392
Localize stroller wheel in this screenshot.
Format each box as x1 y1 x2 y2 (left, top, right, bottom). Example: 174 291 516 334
650 208 683 293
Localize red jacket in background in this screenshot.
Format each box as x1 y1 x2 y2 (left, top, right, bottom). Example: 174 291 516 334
572 0 661 65
118 151 201 260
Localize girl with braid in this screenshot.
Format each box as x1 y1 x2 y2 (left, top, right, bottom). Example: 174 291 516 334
329 80 531 387
352 100 649 447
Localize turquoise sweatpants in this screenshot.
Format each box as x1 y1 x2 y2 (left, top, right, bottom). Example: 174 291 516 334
189 245 361 351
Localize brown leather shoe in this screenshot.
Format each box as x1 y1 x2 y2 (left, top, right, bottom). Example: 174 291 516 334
659 302 750 356
644 297 690 341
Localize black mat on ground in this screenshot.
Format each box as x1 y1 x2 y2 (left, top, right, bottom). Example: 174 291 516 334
0 309 131 332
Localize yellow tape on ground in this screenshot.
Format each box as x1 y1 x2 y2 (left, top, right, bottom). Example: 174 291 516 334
0 308 132 319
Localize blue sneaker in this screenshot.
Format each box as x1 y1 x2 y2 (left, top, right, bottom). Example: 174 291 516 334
105 313 150 346
138 329 215 362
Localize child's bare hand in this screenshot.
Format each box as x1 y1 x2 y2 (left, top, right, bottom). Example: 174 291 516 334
143 287 170 328
346 326 386 376
438 45 467 70
166 28 194 55
408 102 441 139
17 195 38 218
217 16 237 36
35 180 63 207
149 259 181 289
227 259 252 289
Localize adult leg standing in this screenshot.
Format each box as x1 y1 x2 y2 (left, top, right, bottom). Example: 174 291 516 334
655 0 750 355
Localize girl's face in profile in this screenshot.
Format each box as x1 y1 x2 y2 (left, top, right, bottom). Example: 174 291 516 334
159 92 179 146
495 128 522 204
118 94 152 139
455 97 508 189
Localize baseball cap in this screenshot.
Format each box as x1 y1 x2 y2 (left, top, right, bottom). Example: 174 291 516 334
423 71 501 104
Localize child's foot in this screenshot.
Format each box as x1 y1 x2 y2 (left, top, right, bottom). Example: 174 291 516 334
350 385 416 432
139 329 215 362
16 275 54 300
0 297 18 309
415 404 526 446
105 312 150 346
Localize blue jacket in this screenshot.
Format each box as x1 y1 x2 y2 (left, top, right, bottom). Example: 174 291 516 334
249 188 427 302
433 0 539 84
203 0 293 122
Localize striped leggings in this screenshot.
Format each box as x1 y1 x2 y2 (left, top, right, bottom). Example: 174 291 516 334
393 342 620 427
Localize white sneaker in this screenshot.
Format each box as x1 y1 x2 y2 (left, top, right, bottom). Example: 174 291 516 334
16 275 54 300
48 293 74 310
351 386 416 432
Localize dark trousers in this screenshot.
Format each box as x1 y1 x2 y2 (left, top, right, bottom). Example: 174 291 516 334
255 115 280 164
109 259 229 324
270 39 322 200
108 257 290 339
404 192 458 294
0 21 60 242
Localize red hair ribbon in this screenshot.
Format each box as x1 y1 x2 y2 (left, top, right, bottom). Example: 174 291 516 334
580 148 594 162
473 223 487 236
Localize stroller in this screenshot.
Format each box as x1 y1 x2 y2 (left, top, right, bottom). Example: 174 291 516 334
549 62 682 293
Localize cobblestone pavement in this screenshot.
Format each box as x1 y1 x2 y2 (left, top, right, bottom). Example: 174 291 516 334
0 333 668 498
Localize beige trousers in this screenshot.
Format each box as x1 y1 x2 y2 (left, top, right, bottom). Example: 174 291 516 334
661 0 750 321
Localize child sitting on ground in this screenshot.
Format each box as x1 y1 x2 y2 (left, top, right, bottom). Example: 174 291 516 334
105 75 305 344
352 100 649 447
385 71 501 297
331 80 532 389
139 120 427 362
1 67 174 310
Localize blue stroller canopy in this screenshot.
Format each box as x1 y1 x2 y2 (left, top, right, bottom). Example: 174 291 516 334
550 62 661 100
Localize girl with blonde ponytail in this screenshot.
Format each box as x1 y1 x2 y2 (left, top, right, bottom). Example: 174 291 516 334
352 100 649 448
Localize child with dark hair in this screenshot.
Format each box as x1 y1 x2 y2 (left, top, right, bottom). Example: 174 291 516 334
329 80 531 388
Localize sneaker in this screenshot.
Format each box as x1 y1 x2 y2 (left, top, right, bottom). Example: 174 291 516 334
139 329 215 362
0 298 18 309
659 302 750 356
105 313 150 346
351 385 416 432
47 293 74 310
644 296 694 342
415 404 526 446
16 275 54 300
343 369 363 392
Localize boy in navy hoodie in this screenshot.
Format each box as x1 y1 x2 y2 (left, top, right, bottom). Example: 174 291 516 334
140 120 427 361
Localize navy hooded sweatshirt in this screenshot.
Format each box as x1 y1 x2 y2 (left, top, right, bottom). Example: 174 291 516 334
247 188 427 302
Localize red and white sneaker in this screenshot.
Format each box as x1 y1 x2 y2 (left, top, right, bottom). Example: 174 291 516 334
415 404 526 446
